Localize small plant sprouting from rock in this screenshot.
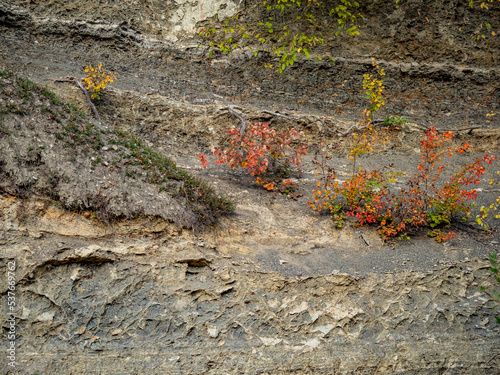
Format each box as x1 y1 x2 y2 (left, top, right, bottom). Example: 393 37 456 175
479 253 500 324
83 63 116 100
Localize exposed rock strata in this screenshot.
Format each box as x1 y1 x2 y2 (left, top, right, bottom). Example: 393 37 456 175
1 229 499 374
1 0 500 373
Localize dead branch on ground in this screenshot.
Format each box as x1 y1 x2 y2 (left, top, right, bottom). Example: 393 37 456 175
51 77 105 129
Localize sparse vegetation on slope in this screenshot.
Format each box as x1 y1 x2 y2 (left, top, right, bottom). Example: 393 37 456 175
0 71 234 228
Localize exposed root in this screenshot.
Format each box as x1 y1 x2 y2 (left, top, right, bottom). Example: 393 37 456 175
52 76 105 130
356 229 371 247
218 105 247 134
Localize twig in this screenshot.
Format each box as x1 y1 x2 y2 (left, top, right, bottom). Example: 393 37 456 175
52 77 104 129
74 79 102 127
220 106 342 135
220 104 485 138
219 105 247 134
192 225 208 257
262 109 325 125
262 109 379 136
337 122 373 135
262 109 331 130
219 103 402 136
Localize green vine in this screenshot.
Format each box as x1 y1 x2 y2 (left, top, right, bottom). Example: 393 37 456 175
197 0 361 73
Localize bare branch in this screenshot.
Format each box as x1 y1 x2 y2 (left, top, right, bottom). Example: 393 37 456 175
219 105 247 134
356 229 371 247
51 77 105 130
437 127 482 134
337 122 372 135
222 106 368 136
261 109 372 136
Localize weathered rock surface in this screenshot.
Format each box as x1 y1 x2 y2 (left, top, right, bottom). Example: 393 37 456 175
1 228 500 374
0 0 499 130
1 0 500 374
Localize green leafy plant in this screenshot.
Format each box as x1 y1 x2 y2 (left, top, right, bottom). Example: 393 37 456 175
479 253 500 324
466 0 500 40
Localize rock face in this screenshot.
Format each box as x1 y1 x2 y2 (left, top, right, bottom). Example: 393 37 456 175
0 0 499 130
0 0 241 42
1 0 500 374
1 229 500 374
